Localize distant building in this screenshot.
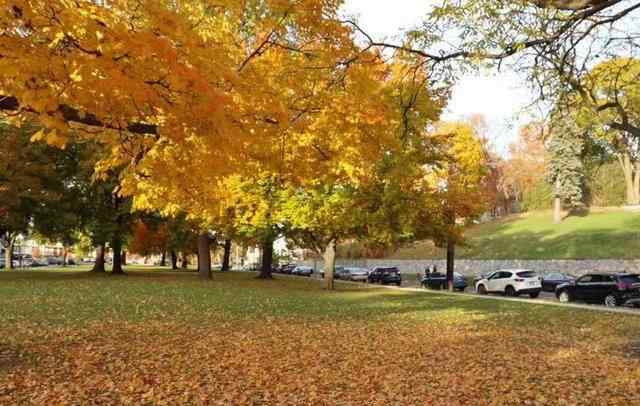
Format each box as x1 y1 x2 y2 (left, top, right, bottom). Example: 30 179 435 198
1 236 67 259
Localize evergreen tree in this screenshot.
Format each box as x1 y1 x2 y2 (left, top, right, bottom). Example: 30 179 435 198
547 120 586 222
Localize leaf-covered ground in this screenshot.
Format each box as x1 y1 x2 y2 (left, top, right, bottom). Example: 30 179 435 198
1 269 639 405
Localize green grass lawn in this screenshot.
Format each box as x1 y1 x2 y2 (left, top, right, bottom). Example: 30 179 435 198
1 269 639 404
391 209 640 260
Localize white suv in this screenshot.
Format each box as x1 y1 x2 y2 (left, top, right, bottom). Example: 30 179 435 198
475 269 542 298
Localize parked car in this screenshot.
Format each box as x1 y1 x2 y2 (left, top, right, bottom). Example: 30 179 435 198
475 269 542 298
473 271 496 285
320 266 346 279
31 257 48 267
278 264 296 274
9 254 33 268
242 263 258 272
343 267 369 282
421 272 467 291
556 273 640 307
291 266 314 277
541 272 575 292
1 255 34 268
46 256 64 266
336 266 351 280
368 267 402 286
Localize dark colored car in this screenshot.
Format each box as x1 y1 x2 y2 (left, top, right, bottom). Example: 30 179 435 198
556 273 640 307
292 266 314 277
368 267 402 286
46 256 64 266
279 264 296 274
31 257 48 267
335 267 350 280
421 272 467 292
541 272 575 292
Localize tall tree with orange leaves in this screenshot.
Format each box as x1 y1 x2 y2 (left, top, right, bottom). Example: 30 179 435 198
1 0 440 277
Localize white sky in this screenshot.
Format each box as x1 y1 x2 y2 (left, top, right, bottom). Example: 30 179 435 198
342 0 538 155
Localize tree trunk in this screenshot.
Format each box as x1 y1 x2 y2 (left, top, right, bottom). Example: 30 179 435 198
553 179 562 223
257 237 274 279
634 161 640 205
446 239 456 292
171 250 178 270
122 251 127 266
181 252 188 269
221 239 232 272
92 244 106 273
619 153 638 205
197 232 211 279
160 251 166 267
553 196 562 223
62 246 69 267
4 238 14 271
323 239 337 290
111 237 125 274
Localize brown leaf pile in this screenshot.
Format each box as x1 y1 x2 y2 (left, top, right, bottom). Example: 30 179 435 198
1 318 638 405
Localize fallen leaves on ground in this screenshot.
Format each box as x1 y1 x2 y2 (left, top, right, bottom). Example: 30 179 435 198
0 271 639 405
1 318 639 405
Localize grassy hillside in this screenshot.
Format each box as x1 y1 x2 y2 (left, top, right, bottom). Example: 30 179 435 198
390 209 640 260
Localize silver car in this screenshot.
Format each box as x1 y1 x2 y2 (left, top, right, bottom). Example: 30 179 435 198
344 267 369 282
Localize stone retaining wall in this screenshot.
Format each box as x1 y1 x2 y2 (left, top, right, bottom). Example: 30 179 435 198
300 259 640 277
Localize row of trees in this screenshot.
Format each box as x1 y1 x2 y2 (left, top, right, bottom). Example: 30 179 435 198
2 0 637 287
0 116 490 289
0 1 493 290
0 123 140 271
0 122 248 273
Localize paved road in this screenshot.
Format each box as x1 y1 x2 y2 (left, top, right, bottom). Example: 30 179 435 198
398 278 640 312
298 272 640 315
401 280 558 301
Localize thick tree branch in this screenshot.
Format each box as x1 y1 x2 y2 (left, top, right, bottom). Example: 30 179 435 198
0 95 158 136
610 121 640 138
532 0 614 10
